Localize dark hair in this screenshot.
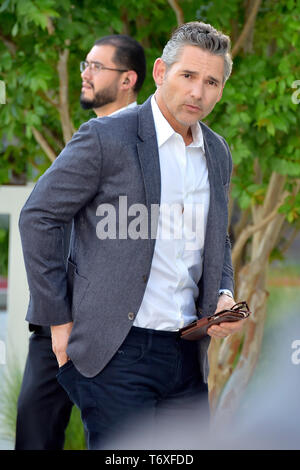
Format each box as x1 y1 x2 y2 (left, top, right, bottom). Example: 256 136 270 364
94 35 146 93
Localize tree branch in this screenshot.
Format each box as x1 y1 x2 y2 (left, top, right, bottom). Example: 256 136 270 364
228 184 234 228
47 17 55 35
57 41 74 144
261 172 286 220
281 226 300 255
121 7 130 35
251 172 286 256
233 207 250 243
232 198 285 267
42 126 64 151
0 33 17 55
28 158 41 171
32 127 57 162
36 90 59 109
231 0 262 58
136 16 151 49
167 0 184 26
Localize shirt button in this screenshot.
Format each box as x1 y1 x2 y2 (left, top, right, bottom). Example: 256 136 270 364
128 312 135 321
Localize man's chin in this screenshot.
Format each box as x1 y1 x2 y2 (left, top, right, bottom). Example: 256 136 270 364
177 114 203 127
80 98 95 110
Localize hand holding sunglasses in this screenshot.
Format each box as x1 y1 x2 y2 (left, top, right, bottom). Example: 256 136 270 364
179 301 251 341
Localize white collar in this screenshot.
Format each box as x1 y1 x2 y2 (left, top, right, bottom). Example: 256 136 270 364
109 101 137 116
151 95 204 150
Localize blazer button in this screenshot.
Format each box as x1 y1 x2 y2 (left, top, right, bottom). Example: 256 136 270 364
128 312 135 321
142 275 147 283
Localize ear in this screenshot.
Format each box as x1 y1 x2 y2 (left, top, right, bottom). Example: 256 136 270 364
152 58 167 87
121 70 138 91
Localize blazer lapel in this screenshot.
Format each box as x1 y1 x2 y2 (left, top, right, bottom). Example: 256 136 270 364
136 97 161 256
201 125 228 299
202 127 228 235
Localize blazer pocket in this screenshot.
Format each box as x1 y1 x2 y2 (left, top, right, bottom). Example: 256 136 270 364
67 259 90 316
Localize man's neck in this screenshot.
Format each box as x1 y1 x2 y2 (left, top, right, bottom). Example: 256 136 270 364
154 92 193 146
94 99 137 117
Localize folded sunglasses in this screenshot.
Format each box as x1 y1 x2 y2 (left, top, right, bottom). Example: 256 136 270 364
179 301 251 341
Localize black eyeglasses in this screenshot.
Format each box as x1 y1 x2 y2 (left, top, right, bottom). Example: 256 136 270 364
80 61 128 74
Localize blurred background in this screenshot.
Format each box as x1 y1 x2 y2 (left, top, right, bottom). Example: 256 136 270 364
0 0 299 450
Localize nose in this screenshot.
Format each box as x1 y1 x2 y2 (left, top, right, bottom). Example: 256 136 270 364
81 65 92 81
190 80 204 101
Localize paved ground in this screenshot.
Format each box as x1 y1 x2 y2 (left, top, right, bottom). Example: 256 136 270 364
0 438 13 450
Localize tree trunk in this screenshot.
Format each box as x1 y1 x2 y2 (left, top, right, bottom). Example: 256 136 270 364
208 172 287 418
57 42 74 144
168 0 184 26
209 262 268 419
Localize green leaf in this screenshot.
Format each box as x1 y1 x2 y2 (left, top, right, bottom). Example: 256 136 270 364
266 121 275 136
11 22 19 36
238 191 252 210
0 0 10 13
278 80 286 94
110 17 124 33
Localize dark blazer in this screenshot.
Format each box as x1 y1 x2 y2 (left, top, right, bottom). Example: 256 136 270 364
19 96 234 382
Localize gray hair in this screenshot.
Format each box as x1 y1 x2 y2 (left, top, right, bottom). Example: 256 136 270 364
161 21 233 83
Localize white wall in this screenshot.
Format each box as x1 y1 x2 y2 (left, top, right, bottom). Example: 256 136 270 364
0 184 34 372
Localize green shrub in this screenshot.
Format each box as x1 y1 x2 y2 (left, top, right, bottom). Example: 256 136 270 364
0 360 86 449
0 361 23 441
64 405 87 450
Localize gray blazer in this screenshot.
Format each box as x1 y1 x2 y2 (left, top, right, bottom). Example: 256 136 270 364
19 96 234 382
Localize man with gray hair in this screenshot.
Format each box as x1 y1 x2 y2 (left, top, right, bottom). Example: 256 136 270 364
161 21 232 81
19 21 246 449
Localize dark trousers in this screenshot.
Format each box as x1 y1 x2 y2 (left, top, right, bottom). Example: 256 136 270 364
15 330 73 450
57 326 209 450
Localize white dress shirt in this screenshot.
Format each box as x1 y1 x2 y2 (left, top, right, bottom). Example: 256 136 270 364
134 96 210 331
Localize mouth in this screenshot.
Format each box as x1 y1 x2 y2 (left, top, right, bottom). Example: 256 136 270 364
184 104 201 112
81 82 93 91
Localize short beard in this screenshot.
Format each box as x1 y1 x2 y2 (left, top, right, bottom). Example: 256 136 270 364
80 83 118 110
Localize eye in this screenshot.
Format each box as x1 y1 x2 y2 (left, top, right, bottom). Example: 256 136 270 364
91 62 101 72
183 73 192 79
208 80 217 86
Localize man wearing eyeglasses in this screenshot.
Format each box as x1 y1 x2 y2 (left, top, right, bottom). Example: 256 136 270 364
15 34 146 450
19 21 248 450
79 35 145 117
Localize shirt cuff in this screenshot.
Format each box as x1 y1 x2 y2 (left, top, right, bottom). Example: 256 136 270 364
219 289 234 298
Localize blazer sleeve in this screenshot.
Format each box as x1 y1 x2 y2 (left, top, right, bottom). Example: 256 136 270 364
220 137 235 296
19 119 102 326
